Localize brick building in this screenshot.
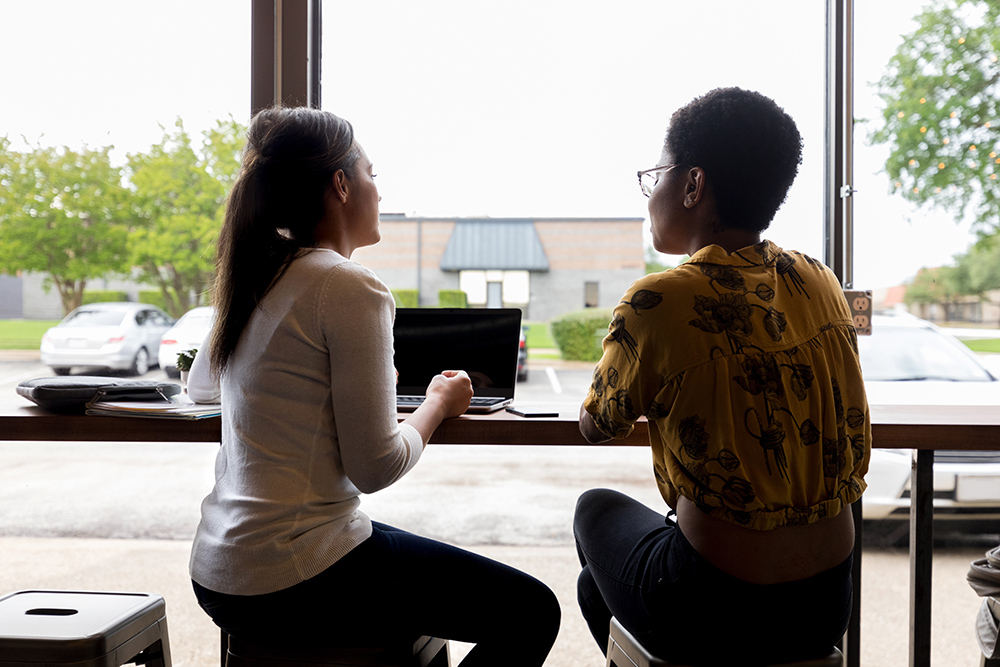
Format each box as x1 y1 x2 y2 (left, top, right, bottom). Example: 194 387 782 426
351 214 646 321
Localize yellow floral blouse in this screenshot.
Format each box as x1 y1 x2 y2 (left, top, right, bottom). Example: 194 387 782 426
583 241 870 530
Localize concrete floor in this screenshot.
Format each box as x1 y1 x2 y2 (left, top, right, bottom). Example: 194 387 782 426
0 536 991 667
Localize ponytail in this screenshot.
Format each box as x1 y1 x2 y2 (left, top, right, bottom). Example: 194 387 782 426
209 107 360 376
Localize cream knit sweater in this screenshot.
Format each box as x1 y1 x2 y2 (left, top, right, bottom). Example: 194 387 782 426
189 249 423 595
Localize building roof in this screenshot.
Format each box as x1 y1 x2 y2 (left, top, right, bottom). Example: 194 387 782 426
440 219 550 271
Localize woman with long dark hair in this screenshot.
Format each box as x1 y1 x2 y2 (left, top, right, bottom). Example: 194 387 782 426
188 106 559 666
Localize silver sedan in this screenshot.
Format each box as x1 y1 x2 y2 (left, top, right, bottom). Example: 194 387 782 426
40 302 175 376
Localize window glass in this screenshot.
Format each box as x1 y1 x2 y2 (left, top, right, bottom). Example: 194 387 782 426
1 1 249 319
858 324 993 382
854 2 984 291
502 271 530 304
1 1 249 159
324 2 987 298
584 281 599 309
322 1 826 264
62 309 127 327
459 271 488 304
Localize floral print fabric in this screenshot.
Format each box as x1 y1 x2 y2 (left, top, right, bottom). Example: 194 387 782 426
583 241 870 530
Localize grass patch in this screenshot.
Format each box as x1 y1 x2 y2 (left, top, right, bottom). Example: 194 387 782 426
524 321 557 350
0 319 60 350
963 338 1000 353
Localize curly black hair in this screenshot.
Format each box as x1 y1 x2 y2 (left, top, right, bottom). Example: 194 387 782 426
664 87 802 234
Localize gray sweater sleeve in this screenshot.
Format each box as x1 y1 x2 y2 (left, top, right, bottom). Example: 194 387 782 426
319 261 424 493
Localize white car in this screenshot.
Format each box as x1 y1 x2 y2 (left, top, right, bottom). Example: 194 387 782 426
859 312 1000 527
40 302 175 376
158 306 215 378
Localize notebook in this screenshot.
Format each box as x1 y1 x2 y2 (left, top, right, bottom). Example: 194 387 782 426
394 307 522 414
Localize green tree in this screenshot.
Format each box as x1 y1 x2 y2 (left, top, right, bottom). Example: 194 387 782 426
960 234 1000 292
645 246 677 274
0 136 133 314
127 118 245 318
904 265 964 306
870 0 1000 237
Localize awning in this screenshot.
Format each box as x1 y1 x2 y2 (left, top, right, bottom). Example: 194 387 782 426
439 220 549 271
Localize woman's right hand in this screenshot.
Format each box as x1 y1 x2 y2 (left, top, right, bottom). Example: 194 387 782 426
424 369 474 418
403 370 473 447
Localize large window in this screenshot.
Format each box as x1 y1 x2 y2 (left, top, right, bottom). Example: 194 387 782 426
1 1 249 318
320 1 983 296
322 2 827 256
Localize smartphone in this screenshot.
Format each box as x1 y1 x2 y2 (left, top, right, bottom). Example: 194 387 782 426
506 406 559 418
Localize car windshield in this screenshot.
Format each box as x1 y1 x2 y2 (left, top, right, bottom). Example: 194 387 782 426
177 311 213 326
857 325 994 382
61 310 127 327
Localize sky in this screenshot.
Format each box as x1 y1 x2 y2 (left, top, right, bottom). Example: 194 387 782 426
0 0 979 290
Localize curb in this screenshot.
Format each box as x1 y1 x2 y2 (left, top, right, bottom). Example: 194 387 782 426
0 350 41 361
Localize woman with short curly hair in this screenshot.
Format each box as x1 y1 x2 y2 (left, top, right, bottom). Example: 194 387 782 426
575 87 870 666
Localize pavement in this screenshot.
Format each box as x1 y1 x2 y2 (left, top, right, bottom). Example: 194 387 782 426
1 536 992 667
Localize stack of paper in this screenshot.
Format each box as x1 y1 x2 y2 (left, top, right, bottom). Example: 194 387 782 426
85 394 221 420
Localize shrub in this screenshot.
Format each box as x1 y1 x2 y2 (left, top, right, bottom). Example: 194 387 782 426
438 290 468 308
81 290 128 304
139 289 170 311
550 308 614 361
392 289 419 308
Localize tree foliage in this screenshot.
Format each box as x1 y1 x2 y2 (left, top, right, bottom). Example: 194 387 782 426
126 118 245 318
905 236 1000 306
644 246 677 274
870 0 1000 237
0 136 133 313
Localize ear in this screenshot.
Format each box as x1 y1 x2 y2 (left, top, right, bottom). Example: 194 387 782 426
331 169 349 204
683 167 707 209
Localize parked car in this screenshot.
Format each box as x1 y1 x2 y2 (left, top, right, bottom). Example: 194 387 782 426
40 303 175 376
517 327 528 382
859 312 1000 528
158 306 215 378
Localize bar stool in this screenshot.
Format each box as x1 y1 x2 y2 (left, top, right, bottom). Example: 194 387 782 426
223 630 450 667
979 596 1000 667
607 616 843 667
0 589 170 667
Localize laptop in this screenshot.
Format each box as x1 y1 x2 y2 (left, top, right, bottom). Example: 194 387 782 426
394 308 522 414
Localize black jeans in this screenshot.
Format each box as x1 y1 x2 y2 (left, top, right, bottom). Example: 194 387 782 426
573 489 852 666
192 522 560 667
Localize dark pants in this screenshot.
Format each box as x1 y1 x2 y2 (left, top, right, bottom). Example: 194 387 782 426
574 489 852 666
192 522 560 667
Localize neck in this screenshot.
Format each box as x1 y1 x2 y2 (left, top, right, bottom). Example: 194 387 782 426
688 227 761 256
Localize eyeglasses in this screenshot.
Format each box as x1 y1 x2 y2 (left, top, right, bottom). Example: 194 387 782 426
637 164 680 197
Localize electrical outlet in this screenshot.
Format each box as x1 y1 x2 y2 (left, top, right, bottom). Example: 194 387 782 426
844 289 873 335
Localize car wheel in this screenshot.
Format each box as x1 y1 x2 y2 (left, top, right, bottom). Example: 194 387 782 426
51 367 72 376
518 370 528 382
129 348 150 376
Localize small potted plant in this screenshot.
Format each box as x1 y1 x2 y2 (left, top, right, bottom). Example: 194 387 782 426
176 348 198 384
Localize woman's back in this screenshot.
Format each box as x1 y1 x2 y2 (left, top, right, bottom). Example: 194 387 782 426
192 250 424 596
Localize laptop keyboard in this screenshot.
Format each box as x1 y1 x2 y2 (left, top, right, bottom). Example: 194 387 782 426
397 395 502 407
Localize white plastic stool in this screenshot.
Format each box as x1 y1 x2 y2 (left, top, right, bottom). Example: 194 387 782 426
0 590 170 667
607 616 843 667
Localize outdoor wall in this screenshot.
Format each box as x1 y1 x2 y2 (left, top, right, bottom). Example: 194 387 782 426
353 219 458 306
15 272 162 320
0 275 23 319
530 219 644 320
353 215 646 320
527 268 640 321
20 274 64 319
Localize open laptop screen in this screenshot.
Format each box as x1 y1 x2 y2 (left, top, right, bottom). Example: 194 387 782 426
393 308 522 399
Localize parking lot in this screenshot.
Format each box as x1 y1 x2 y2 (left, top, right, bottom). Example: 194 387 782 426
1 354 997 666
